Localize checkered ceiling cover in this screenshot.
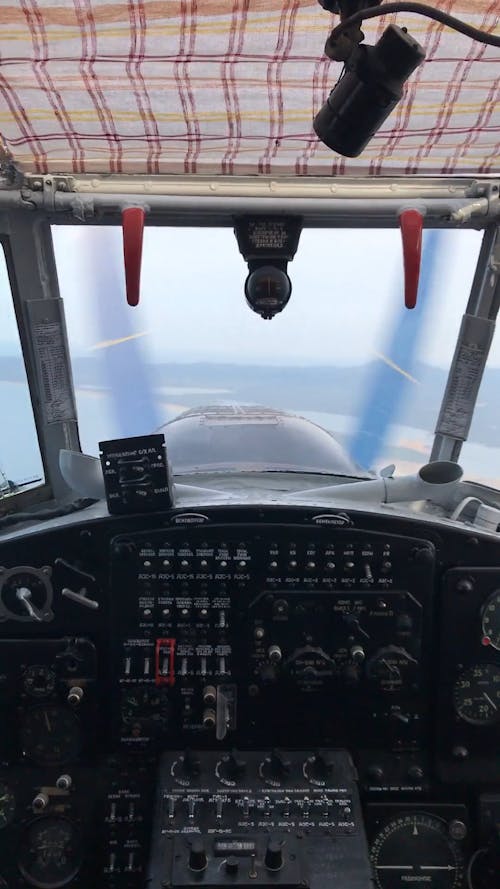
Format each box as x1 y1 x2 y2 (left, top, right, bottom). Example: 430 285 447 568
0 0 498 177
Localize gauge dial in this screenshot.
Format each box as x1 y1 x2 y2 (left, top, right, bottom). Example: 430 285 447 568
370 812 465 889
481 591 500 651
244 266 292 319
23 666 56 699
17 817 82 888
0 567 53 623
453 664 500 725
20 707 81 765
0 782 15 829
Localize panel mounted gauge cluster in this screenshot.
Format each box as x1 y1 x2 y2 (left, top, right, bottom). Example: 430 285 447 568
437 569 500 782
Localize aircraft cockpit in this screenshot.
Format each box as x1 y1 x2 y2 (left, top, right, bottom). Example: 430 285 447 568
0 2 499 888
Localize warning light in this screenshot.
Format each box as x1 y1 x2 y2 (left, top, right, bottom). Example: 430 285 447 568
481 636 491 647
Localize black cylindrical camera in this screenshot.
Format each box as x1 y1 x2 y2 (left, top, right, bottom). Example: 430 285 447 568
313 24 425 157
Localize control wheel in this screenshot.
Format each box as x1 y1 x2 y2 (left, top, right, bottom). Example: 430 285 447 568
468 844 500 889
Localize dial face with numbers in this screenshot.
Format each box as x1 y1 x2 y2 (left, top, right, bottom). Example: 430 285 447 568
17 817 82 888
482 590 500 650
370 813 465 889
453 664 500 726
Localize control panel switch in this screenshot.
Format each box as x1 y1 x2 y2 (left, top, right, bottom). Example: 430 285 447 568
203 685 217 706
350 645 365 664
268 645 282 664
67 686 84 706
56 774 72 790
166 795 175 820
32 792 49 813
125 852 135 872
203 708 216 729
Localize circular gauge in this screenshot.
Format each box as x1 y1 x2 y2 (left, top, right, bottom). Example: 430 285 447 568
0 567 53 623
0 782 16 829
453 664 500 726
17 817 82 888
370 812 465 889
481 591 500 651
20 706 81 766
468 845 500 889
23 666 56 699
366 646 419 692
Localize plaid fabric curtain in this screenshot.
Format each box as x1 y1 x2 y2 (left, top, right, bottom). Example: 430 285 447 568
0 0 498 176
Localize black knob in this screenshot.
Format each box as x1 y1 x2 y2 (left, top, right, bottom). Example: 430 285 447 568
366 764 384 784
309 751 333 780
265 839 284 871
225 856 239 876
270 749 291 778
183 749 200 776
113 539 136 559
189 839 207 872
223 750 246 781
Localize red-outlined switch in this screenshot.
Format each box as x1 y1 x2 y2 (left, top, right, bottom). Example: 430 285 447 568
399 209 423 310
122 207 145 306
155 638 176 686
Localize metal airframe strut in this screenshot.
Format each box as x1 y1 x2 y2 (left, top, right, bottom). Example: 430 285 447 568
431 224 500 463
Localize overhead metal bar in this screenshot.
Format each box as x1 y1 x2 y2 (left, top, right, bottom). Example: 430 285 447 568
0 193 496 230
0 174 498 228
22 174 494 199
431 224 500 464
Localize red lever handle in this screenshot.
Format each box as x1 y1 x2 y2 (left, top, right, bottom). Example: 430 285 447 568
122 207 145 306
399 209 423 310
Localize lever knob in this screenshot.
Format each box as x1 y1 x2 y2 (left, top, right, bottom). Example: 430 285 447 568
189 839 207 872
265 839 284 871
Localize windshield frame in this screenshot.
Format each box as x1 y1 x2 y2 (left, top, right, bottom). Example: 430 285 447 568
0 175 499 511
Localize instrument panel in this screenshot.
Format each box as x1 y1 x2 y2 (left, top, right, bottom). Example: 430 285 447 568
0 504 498 889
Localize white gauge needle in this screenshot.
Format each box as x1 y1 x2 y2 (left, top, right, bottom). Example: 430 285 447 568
421 866 456 871
44 711 52 733
16 587 43 622
483 692 497 710
376 866 414 870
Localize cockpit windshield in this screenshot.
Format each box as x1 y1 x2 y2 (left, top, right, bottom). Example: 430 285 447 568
47 224 497 484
